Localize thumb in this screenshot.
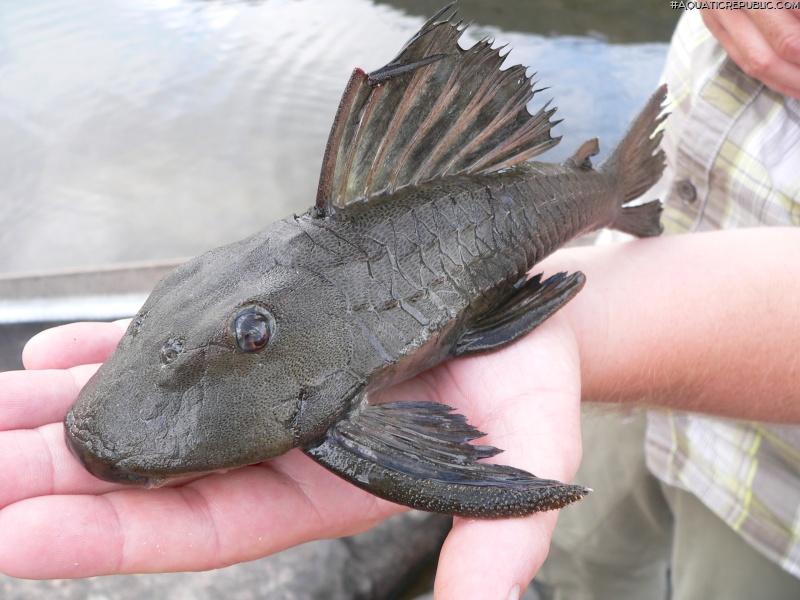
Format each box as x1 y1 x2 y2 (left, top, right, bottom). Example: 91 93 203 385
433 512 560 600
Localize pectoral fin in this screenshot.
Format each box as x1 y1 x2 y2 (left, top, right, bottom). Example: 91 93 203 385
303 401 588 518
455 271 585 357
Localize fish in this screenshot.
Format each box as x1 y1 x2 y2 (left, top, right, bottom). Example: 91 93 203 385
64 2 667 518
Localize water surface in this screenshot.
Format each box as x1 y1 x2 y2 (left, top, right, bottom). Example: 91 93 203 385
0 0 676 275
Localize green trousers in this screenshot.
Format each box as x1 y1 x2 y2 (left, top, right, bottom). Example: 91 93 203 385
534 408 800 600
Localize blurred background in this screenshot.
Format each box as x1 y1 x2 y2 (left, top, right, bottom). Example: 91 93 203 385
0 2 679 597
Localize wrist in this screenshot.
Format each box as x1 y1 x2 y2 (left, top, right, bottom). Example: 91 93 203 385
536 243 612 404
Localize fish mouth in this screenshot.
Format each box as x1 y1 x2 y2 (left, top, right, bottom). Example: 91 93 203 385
64 424 166 488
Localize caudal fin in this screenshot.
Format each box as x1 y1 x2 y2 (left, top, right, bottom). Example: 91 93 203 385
600 84 669 238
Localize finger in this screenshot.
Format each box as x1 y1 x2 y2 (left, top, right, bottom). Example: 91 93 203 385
430 317 582 599
435 513 559 600
0 419 225 508
746 7 800 65
703 10 800 99
445 315 584 473
22 320 129 370
0 451 404 579
740 8 800 97
0 363 99 430
0 423 121 510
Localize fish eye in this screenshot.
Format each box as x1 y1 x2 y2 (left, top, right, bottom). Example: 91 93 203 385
232 305 274 353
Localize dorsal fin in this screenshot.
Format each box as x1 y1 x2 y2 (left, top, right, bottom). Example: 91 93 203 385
564 138 599 170
315 2 561 213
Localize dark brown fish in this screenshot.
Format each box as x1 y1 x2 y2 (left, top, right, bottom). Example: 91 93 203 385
64 3 667 518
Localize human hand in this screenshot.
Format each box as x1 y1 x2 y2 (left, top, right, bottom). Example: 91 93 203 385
702 7 800 99
0 304 583 599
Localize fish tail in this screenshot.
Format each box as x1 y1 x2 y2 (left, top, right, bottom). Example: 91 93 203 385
601 84 669 238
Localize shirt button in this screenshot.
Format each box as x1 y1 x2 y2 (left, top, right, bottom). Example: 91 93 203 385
675 179 697 204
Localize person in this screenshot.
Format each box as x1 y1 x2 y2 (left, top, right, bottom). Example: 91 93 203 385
535 7 800 600
0 8 797 600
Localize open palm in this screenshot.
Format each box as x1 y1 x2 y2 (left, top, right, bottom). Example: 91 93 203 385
0 315 582 600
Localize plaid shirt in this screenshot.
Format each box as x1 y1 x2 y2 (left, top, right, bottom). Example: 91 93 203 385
643 11 800 576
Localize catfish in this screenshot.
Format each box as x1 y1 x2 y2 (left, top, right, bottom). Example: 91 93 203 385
65 2 667 518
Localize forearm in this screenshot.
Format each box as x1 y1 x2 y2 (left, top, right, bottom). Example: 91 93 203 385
544 227 800 422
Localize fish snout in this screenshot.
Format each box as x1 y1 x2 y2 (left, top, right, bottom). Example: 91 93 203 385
63 413 159 488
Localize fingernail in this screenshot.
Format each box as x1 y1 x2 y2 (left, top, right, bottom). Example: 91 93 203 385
507 584 521 600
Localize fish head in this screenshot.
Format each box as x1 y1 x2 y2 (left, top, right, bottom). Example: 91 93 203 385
65 231 360 487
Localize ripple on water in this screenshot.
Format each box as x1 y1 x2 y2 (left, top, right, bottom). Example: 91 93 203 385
0 0 667 274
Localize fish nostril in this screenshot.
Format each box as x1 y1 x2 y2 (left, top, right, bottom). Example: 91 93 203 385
160 337 185 365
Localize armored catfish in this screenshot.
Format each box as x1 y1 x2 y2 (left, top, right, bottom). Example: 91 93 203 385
65 3 668 518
